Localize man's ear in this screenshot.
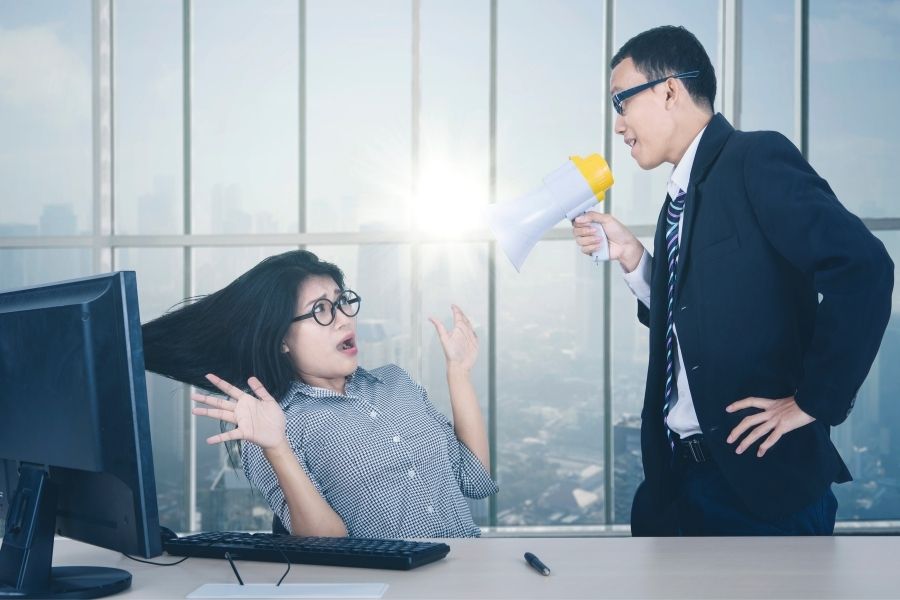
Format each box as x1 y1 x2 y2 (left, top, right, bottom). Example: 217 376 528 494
665 77 679 107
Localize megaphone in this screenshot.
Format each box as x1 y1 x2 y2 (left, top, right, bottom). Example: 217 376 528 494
486 154 614 272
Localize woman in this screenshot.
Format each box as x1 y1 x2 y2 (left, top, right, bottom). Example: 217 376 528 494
142 250 497 539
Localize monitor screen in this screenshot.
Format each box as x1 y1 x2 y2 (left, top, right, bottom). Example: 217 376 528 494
0 272 161 598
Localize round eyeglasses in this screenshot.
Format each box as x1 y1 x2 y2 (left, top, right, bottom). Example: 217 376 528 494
291 289 361 326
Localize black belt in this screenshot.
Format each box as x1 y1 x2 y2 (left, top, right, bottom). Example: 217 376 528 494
672 434 710 463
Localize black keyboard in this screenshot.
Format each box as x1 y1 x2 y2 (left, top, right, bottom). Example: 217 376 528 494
163 531 450 571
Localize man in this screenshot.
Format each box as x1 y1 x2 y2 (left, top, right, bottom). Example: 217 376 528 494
573 25 894 535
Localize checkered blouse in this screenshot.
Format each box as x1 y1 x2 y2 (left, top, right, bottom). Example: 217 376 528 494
241 364 498 538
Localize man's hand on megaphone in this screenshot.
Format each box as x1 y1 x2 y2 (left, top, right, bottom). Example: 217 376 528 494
572 212 645 273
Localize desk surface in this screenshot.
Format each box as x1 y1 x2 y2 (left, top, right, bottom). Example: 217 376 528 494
53 536 900 599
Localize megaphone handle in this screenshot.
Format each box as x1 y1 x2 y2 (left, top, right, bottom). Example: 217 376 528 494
590 222 610 264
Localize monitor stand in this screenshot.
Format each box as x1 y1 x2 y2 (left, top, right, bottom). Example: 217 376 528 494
0 465 132 599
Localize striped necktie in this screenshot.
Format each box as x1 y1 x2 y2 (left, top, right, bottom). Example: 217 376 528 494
663 188 687 429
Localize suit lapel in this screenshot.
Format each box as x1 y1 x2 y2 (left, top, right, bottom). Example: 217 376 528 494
651 193 669 319
674 113 735 297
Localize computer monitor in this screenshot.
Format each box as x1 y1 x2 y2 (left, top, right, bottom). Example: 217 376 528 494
0 272 161 599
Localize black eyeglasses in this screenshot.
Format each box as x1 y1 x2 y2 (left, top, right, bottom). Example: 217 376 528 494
612 70 700 116
291 289 361 326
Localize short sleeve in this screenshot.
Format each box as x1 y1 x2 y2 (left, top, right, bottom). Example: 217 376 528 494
411 378 499 500
241 439 324 534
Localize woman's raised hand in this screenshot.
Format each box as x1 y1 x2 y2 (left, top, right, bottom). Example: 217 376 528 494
429 304 478 372
191 374 287 450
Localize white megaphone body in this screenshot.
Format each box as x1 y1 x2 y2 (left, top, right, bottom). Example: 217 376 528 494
486 154 614 272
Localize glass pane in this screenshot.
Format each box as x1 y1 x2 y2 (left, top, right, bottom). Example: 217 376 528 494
834 231 900 521
0 249 92 291
192 246 295 531
306 1 412 233
611 0 720 227
496 0 606 230
420 243 490 525
115 248 188 531
611 236 652 524
496 241 606 526
809 2 900 218
417 0 490 237
740 0 794 136
305 245 413 375
114 0 183 235
0 1 92 235
192 0 299 234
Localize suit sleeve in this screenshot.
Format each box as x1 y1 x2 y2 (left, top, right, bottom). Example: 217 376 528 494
637 295 651 328
743 132 894 426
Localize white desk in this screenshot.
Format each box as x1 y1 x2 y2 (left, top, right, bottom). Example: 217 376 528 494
52 535 900 599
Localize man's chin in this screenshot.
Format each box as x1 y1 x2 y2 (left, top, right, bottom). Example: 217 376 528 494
633 152 663 170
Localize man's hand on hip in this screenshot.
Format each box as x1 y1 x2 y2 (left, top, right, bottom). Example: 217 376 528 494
725 396 815 458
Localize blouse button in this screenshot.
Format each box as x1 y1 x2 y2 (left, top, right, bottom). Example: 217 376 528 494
392 435 401 443
370 410 378 419
407 469 416 479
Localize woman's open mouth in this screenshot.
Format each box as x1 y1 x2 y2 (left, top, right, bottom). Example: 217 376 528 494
337 335 357 356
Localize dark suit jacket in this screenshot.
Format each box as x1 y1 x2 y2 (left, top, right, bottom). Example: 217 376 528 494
631 113 894 535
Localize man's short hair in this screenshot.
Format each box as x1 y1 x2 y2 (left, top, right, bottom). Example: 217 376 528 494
611 25 716 112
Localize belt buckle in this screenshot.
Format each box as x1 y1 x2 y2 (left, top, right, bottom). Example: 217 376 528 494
686 438 707 463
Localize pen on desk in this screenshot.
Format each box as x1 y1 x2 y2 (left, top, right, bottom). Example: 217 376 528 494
524 552 551 576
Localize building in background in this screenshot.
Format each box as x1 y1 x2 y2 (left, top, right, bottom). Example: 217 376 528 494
0 0 897 534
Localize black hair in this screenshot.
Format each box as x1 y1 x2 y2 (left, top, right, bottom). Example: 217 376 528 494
142 249 345 402
611 25 716 112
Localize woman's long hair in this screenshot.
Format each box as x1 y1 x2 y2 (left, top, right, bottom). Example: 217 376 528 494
142 250 345 401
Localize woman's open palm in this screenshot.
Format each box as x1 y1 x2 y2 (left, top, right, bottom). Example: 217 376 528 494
191 374 286 450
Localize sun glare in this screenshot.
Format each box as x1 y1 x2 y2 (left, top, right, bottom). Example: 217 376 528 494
413 160 487 238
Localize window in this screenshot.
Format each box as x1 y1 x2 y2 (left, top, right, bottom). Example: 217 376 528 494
2 0 897 533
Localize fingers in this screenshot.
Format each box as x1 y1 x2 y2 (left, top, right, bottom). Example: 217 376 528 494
192 406 237 424
572 225 605 255
248 377 277 403
726 397 774 413
727 411 769 443
451 304 473 329
757 428 785 458
192 390 237 423
428 316 449 344
191 392 234 411
573 212 609 226
205 373 246 401
734 420 776 454
572 226 604 242
579 240 603 256
206 429 244 445
572 224 603 237
451 304 469 322
725 396 811 457
451 305 478 342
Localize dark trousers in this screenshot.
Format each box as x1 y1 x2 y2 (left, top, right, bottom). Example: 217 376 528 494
672 454 838 536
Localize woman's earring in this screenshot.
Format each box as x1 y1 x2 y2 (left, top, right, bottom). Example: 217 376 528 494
281 343 290 353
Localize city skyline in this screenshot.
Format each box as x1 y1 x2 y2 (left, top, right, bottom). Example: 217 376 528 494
2 0 898 532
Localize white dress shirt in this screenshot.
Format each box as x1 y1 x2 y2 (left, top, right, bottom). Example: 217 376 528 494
622 126 707 437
